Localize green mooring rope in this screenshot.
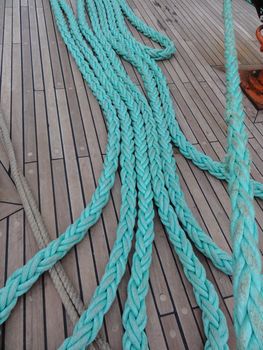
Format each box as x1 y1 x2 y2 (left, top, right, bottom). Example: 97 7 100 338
0 0 262 348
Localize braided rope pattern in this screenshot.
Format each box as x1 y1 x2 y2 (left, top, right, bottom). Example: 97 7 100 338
223 0 263 348
0 0 263 349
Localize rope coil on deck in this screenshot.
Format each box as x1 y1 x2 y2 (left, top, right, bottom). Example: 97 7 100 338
0 0 262 349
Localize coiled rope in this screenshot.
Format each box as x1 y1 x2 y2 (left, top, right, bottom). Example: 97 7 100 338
0 0 262 348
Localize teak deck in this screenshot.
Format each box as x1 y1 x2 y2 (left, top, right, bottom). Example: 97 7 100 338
0 0 263 348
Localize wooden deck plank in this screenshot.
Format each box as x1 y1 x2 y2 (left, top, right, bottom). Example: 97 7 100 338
34 90 66 348
37 7 64 159
28 0 44 91
23 84 37 164
42 0 64 89
24 162 46 350
70 59 108 158
21 6 30 45
150 244 174 316
0 43 2 86
0 218 7 287
4 210 24 350
0 1 5 45
62 86 89 158
160 313 186 349
12 0 20 44
3 7 13 44
55 88 84 218
1 8 12 129
21 7 37 163
11 44 23 168
146 292 168 350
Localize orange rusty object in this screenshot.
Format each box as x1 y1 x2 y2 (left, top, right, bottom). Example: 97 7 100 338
256 24 263 51
239 24 263 110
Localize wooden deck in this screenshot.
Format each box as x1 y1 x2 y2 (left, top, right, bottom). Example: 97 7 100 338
0 0 263 348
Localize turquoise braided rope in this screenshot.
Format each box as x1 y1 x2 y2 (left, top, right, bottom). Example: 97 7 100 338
0 0 262 349
88 1 228 347
52 1 228 348
115 0 263 195
99 0 232 274
223 0 263 348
